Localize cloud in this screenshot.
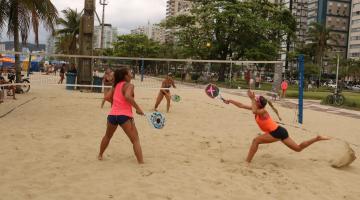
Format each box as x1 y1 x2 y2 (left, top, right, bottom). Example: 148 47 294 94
1 0 167 43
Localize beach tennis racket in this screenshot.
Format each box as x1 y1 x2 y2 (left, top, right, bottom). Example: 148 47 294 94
205 84 225 102
144 112 166 129
171 94 181 102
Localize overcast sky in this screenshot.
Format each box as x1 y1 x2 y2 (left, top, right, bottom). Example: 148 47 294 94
1 0 167 44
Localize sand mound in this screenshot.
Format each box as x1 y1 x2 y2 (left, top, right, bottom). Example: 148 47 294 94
330 141 357 168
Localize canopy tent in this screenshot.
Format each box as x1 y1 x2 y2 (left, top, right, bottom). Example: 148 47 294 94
0 54 44 72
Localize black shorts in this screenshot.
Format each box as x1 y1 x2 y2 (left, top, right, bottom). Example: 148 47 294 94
270 126 289 140
107 115 132 126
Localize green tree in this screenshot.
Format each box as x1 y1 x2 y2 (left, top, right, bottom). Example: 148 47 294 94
306 22 338 67
55 8 81 54
0 0 58 82
113 34 162 57
164 0 296 81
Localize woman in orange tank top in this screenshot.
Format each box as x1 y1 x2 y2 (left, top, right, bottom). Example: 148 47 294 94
98 67 145 164
223 89 330 165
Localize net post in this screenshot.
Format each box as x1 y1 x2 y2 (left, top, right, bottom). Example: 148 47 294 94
141 59 144 82
298 54 304 124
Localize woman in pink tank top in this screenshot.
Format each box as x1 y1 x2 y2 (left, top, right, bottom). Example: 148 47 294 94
98 67 145 164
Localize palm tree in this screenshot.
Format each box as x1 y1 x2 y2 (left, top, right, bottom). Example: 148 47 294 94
307 22 338 85
55 8 81 55
0 0 58 83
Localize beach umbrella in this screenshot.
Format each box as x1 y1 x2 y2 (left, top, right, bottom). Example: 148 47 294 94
0 57 15 63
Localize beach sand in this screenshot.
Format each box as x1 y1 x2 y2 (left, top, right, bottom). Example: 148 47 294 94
0 79 359 200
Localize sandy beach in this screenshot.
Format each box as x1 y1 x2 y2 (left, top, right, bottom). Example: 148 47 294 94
0 77 359 200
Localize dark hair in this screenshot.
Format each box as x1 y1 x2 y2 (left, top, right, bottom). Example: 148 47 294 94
113 67 129 87
258 96 268 108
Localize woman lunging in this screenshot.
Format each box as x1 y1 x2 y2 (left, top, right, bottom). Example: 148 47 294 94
223 90 330 164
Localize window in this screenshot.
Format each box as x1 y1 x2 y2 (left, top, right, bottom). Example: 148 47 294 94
352 27 360 32
351 53 360 57
351 36 360 40
350 44 360 49
352 19 360 24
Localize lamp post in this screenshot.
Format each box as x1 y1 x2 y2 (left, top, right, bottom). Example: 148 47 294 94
99 0 108 49
335 53 340 94
206 42 211 78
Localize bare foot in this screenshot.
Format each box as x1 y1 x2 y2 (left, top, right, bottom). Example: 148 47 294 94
98 155 103 161
154 108 158 112
245 161 251 168
317 135 331 141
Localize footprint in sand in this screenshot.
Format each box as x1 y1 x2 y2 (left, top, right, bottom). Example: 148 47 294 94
200 141 211 149
62 135 72 139
140 170 154 177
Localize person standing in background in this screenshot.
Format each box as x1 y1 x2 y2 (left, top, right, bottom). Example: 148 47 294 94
255 75 261 89
101 68 114 108
281 80 288 98
58 64 65 84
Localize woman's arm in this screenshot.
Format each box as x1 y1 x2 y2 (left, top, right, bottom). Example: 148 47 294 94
124 83 144 115
104 88 114 103
171 79 176 88
224 99 252 110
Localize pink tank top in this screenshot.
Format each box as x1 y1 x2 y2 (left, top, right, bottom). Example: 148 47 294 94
109 81 133 117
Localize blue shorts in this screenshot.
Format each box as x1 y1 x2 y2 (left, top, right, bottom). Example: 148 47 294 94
107 115 132 126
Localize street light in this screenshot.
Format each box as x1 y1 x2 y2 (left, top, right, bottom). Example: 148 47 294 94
206 42 211 77
334 51 344 93
99 0 108 49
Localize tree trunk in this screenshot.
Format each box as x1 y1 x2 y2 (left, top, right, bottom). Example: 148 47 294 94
13 1 21 84
218 63 226 82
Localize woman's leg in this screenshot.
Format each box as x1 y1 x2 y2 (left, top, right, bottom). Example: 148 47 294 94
246 134 279 163
164 93 171 112
282 135 330 152
121 120 144 164
154 92 164 111
98 121 118 160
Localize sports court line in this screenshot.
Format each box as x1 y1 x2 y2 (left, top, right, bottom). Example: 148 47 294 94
0 97 37 119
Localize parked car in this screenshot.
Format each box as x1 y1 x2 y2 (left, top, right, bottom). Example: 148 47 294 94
328 83 337 88
265 77 273 82
352 85 360 91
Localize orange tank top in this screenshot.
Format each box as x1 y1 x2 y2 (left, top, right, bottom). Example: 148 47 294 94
109 81 133 117
255 113 278 133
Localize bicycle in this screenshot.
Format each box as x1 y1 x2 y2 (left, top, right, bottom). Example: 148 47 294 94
326 88 345 106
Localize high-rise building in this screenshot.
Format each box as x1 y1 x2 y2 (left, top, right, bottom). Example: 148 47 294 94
292 0 308 44
131 22 166 44
307 0 351 58
93 24 118 49
348 0 360 59
46 36 56 55
166 0 192 42
166 0 192 18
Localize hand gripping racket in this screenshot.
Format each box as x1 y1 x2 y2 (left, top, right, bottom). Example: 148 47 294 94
144 112 166 129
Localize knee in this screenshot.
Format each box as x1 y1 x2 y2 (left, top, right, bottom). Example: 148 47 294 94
293 147 302 152
252 138 260 145
130 136 140 145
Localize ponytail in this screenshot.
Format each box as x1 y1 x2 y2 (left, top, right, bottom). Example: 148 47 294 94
267 99 282 121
